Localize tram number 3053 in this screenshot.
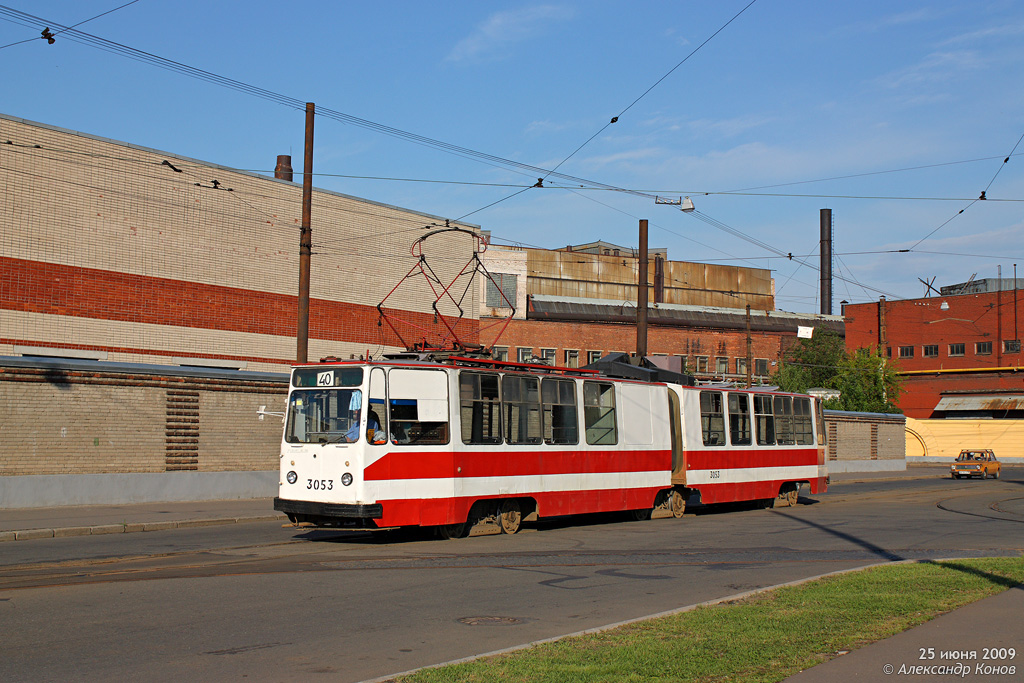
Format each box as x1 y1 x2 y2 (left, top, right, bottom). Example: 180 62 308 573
307 479 334 491
709 470 721 479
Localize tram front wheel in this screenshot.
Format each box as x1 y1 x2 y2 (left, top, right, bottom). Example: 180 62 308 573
499 499 522 534
671 489 687 518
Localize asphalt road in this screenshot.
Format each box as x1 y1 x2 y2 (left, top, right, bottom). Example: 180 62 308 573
1 469 1021 683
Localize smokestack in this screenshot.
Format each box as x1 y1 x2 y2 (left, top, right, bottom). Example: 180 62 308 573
820 208 833 315
275 154 293 182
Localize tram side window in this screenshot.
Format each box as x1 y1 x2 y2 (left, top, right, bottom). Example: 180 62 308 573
700 391 726 446
754 394 775 445
774 395 795 445
503 375 542 444
542 378 579 445
794 397 814 445
459 372 502 444
583 381 617 445
728 393 752 446
387 368 449 445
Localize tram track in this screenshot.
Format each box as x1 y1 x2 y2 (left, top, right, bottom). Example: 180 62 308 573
3 477 1020 592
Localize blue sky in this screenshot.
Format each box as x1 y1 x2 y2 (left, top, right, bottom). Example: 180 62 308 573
3 1 1024 313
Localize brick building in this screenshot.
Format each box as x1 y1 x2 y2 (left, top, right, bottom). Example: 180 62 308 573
479 244 842 382
843 278 1024 418
0 112 480 371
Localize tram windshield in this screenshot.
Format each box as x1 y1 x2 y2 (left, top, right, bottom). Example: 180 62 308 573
285 388 363 444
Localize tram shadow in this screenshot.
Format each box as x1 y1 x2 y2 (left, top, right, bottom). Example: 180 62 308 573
287 493 824 544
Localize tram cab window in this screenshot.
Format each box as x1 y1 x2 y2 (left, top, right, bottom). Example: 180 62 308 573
699 391 725 446
754 394 775 445
728 393 752 446
542 378 579 445
387 368 449 445
503 375 542 444
583 381 617 445
774 396 796 445
459 372 502 444
794 397 814 445
285 388 362 444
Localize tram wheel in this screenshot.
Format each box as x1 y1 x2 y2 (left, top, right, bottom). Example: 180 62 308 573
781 487 799 508
670 490 687 518
437 522 467 540
498 499 522 535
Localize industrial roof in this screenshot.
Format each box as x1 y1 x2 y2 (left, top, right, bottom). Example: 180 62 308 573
527 294 845 335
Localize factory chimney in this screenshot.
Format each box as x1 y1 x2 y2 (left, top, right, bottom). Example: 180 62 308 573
274 154 294 182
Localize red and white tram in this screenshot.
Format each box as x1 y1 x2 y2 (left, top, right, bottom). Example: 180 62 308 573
273 352 828 537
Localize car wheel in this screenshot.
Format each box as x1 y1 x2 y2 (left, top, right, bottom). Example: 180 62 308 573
994 470 1000 479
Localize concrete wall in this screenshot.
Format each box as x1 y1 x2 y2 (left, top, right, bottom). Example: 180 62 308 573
824 410 907 473
0 358 287 507
905 416 1024 463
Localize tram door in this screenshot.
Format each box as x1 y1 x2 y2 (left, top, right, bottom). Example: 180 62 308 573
667 388 685 482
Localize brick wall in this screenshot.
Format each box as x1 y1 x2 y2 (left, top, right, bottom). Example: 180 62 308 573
491 317 788 378
0 361 286 477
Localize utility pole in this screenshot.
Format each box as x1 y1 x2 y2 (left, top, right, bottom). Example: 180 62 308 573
745 304 753 387
636 219 649 359
297 102 315 363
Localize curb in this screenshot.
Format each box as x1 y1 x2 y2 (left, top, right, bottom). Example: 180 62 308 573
0 514 287 542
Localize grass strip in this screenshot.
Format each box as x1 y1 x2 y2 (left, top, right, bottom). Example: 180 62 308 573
398 557 1024 683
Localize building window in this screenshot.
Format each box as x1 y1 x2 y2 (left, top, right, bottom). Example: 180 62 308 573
885 346 892 358
1004 340 1021 354
922 345 938 358
695 356 709 373
976 341 992 355
485 273 517 308
678 355 688 372
949 343 965 357
736 358 747 375
517 347 533 363
754 358 769 377
538 348 556 364
715 357 729 374
563 349 579 368
492 346 508 362
898 346 914 359
587 350 602 365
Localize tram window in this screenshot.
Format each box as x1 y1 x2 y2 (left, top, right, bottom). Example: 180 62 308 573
583 381 617 445
794 397 814 445
503 374 542 444
387 368 449 445
700 391 725 446
728 393 752 446
459 372 502 444
542 378 578 445
774 396 796 445
754 394 775 445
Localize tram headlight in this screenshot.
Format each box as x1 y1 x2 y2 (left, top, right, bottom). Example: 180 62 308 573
341 472 353 486
286 470 298 485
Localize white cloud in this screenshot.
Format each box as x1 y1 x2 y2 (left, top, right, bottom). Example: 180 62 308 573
445 6 574 63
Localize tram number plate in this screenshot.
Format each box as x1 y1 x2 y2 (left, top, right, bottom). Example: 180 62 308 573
307 479 333 491
709 470 721 479
316 371 334 386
